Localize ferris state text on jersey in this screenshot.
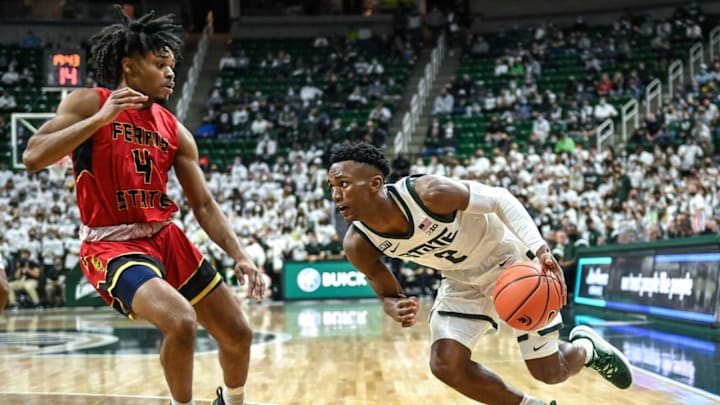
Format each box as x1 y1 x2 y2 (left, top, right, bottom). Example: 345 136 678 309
110 122 174 211
72 86 180 227
111 121 171 152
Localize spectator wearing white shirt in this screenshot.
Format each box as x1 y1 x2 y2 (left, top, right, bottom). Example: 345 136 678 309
219 51 237 70
593 97 618 122
687 181 707 233
347 86 368 108
368 101 392 130
691 119 710 142
232 105 249 128
686 21 702 40
1 66 20 86
494 58 508 76
468 148 491 176
250 113 270 136
531 112 551 144
410 156 426 174
313 35 328 47
432 87 454 116
277 104 297 128
367 58 384 75
300 80 323 103
0 92 17 111
701 98 718 124
677 138 703 174
424 155 447 176
255 133 277 158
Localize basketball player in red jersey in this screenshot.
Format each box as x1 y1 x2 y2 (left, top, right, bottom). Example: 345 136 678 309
23 7 261 405
329 143 633 405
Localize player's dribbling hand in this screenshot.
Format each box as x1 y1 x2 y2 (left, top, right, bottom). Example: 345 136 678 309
383 296 419 327
234 259 266 301
95 87 149 124
537 248 567 306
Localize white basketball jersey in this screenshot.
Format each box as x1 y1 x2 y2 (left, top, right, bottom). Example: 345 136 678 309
352 176 529 284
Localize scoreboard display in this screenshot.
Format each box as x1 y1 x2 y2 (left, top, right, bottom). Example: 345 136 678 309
44 49 87 87
574 249 720 325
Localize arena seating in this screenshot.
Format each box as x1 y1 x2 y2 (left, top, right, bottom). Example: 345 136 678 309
443 19 709 160
198 35 414 166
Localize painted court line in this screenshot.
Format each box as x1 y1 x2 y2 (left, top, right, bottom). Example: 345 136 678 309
633 366 720 402
0 391 284 404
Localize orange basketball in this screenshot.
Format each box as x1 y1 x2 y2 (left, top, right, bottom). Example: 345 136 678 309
493 261 563 331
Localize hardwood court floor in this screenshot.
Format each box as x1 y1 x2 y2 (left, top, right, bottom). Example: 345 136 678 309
0 299 718 405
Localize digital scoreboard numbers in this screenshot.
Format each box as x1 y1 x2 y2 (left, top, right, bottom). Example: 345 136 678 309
44 49 87 87
575 252 720 325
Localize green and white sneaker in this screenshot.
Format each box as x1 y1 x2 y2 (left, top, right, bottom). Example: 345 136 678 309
570 325 633 389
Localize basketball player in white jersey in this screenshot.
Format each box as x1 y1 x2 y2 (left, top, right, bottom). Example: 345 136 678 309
328 143 632 405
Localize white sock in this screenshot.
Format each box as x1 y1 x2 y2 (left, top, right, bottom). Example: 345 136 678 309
171 399 195 405
519 394 547 405
573 337 595 365
222 384 245 405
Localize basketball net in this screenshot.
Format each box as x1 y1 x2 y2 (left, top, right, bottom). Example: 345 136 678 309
48 154 72 184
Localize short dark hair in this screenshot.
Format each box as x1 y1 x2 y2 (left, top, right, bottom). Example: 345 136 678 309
89 5 183 87
329 142 390 179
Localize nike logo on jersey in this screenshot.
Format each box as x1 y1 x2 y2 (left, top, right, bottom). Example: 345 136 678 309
499 258 510 267
533 342 548 351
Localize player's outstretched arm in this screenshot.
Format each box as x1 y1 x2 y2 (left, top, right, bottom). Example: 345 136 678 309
173 123 265 300
23 87 148 172
412 175 567 305
343 227 418 327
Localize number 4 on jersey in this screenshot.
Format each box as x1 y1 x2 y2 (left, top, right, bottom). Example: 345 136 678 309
132 149 153 184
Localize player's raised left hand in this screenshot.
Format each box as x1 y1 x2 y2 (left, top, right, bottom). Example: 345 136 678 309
537 247 567 306
234 258 265 301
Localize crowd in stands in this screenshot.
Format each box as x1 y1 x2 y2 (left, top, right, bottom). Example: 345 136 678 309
424 3 710 159
408 4 719 294
197 23 422 162
1 3 719 307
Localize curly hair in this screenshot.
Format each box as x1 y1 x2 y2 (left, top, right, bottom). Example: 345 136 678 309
329 142 390 179
88 5 183 87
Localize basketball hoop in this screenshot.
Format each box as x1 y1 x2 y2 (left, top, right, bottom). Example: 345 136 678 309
48 154 72 184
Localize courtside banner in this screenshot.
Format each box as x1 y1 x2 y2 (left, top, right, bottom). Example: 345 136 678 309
574 245 720 325
65 265 106 307
284 260 376 300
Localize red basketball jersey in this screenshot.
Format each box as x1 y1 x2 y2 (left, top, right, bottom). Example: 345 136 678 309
72 87 179 227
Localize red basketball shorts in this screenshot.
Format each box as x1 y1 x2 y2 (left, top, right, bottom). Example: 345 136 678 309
79 222 222 318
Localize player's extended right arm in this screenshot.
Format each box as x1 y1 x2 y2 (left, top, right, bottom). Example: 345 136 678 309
23 87 148 172
343 227 418 327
